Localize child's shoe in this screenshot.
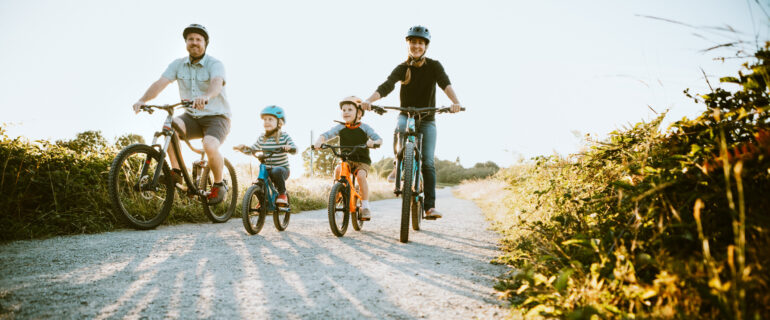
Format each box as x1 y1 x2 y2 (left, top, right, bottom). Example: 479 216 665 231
276 193 289 206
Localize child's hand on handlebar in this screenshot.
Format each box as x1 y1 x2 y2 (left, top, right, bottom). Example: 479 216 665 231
366 140 381 148
233 144 251 153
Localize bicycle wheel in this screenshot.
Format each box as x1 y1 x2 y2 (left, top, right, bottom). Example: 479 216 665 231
412 170 424 231
273 192 291 231
201 158 238 223
328 182 349 237
351 197 364 231
108 144 174 230
411 195 423 231
400 142 415 243
242 183 267 235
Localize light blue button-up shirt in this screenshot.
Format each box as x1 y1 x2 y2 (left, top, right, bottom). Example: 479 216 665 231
162 54 231 118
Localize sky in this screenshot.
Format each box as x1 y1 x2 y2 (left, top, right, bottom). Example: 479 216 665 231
1 0 768 174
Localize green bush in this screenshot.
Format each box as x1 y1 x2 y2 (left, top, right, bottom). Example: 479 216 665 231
371 156 499 185
0 128 120 240
483 44 770 319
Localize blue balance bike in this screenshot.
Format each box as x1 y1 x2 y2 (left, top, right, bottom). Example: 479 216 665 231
235 147 292 234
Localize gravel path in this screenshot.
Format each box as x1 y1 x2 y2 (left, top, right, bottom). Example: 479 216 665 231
0 188 508 319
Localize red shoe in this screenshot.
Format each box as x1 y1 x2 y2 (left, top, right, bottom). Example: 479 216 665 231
276 194 288 206
207 182 228 205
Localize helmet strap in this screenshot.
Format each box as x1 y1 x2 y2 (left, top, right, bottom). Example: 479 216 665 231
345 121 361 129
189 53 206 64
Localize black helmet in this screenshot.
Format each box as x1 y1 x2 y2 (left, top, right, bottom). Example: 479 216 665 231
183 24 209 44
406 25 430 44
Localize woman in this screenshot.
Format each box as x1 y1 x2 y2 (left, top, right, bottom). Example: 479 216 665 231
361 25 463 219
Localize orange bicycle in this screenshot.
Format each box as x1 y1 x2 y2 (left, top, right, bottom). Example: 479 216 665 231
316 143 379 237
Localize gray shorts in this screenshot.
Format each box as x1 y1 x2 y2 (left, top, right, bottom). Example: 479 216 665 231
176 113 231 143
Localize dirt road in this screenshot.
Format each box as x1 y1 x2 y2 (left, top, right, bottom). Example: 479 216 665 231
0 188 508 319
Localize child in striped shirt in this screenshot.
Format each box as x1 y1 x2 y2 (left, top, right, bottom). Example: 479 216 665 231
235 105 297 205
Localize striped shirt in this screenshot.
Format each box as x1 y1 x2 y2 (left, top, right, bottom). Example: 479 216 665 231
250 132 296 168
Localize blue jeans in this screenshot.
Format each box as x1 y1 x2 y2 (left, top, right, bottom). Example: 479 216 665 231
395 115 437 210
268 167 290 194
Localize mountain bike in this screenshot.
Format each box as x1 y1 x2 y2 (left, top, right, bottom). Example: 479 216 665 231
108 100 238 229
315 143 379 237
377 105 464 243
235 147 293 234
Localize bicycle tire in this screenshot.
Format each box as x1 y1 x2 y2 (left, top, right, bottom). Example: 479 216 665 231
273 193 291 231
202 158 238 223
108 144 174 230
328 182 349 237
400 142 415 243
351 197 364 231
412 171 424 231
241 183 267 235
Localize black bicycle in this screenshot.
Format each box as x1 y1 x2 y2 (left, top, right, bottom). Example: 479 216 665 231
108 100 238 229
377 105 464 243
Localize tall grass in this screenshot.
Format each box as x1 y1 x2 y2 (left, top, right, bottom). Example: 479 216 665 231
457 44 770 319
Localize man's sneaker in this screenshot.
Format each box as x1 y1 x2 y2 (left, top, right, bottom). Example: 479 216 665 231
207 182 228 205
425 208 442 219
276 194 289 206
360 208 371 221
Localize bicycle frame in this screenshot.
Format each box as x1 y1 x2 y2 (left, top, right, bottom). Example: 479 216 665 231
242 149 288 213
391 112 424 198
321 144 371 214
337 160 362 214
256 161 282 213
137 102 210 197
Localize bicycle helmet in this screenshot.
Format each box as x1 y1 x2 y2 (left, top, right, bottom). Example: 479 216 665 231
261 105 286 123
339 96 364 119
183 24 209 44
406 25 430 44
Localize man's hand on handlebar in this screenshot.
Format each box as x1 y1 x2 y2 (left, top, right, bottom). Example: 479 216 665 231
449 103 463 113
193 96 209 110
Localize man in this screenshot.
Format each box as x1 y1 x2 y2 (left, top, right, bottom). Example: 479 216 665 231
132 24 231 204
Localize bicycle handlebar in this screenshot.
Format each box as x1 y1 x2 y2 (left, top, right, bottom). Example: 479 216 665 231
313 143 380 158
234 146 295 157
139 100 208 114
370 105 387 115
373 105 465 114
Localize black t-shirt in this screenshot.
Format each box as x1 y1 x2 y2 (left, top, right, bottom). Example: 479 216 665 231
376 58 451 122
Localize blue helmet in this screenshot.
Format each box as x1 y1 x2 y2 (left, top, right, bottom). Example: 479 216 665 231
261 105 286 123
406 25 431 44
